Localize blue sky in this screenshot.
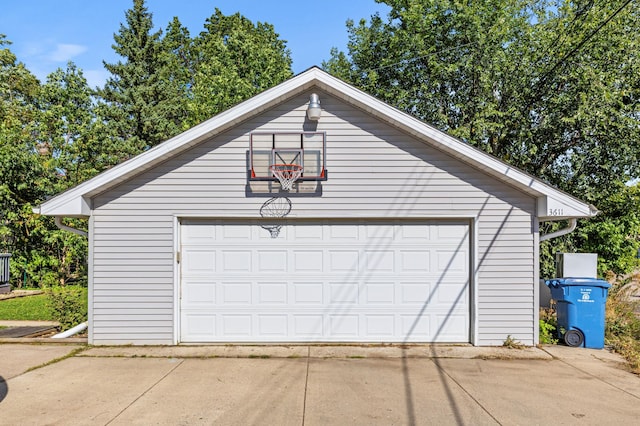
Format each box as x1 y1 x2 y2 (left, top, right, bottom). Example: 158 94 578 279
1 0 390 88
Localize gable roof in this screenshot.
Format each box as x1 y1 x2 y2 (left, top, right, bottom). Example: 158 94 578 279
34 66 596 221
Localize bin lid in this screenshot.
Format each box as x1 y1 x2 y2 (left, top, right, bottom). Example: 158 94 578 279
545 277 611 288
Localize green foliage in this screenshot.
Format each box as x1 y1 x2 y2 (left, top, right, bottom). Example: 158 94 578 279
97 0 186 155
539 308 558 344
605 276 640 374
325 0 640 276
45 286 88 330
186 8 293 126
96 1 293 151
575 183 640 275
0 294 51 321
39 63 103 187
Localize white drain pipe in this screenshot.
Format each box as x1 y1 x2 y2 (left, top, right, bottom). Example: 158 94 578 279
540 218 577 242
54 217 88 237
51 322 88 338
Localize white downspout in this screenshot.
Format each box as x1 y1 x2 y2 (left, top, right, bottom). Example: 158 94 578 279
51 321 88 338
54 216 88 237
52 217 89 338
540 218 577 242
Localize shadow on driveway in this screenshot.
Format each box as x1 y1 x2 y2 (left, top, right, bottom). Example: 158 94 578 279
0 375 7 403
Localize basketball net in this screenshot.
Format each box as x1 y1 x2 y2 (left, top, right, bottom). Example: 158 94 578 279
270 164 303 191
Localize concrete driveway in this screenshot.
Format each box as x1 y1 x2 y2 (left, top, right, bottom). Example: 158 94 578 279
1 343 639 425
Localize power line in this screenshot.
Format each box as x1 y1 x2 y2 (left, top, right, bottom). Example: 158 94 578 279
535 0 633 90
366 42 477 74
535 0 602 69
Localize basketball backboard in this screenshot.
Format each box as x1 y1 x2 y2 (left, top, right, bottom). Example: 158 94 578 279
248 132 327 183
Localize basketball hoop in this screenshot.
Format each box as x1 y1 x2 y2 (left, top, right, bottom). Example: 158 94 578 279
270 164 303 191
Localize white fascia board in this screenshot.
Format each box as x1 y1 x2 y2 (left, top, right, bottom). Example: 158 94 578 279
34 195 91 218
312 71 596 220
537 195 598 220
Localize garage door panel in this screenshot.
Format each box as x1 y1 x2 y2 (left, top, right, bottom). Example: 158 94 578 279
221 282 251 304
436 224 469 240
258 314 288 336
183 224 215 241
400 250 431 271
221 224 252 240
328 224 358 240
257 282 287 304
365 250 395 271
293 282 323 304
434 314 468 341
222 314 252 336
329 315 360 337
329 282 358 304
294 315 324 337
257 250 287 272
293 251 323 272
364 282 394 304
400 282 432 304
183 250 216 274
365 315 395 336
221 251 251 271
437 282 469 304
182 279 216 305
328 250 359 272
401 314 430 337
181 220 470 343
181 314 215 340
294 225 324 240
401 224 430 239
436 249 467 273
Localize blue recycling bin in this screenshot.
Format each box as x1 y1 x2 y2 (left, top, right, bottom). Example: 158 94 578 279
545 278 611 349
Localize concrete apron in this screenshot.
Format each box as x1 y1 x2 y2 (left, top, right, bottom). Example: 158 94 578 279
1 343 639 425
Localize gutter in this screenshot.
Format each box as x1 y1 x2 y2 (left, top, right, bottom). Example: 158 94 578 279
54 216 88 238
540 218 577 242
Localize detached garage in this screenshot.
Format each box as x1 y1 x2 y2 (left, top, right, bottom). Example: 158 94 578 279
35 67 596 346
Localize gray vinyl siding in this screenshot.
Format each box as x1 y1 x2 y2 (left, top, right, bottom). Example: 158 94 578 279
91 90 536 345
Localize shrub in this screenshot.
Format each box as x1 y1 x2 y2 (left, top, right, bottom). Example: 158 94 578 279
45 286 88 331
503 335 525 349
539 308 558 344
605 275 640 374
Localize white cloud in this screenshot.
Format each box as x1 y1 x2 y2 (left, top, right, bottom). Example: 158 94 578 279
47 43 88 62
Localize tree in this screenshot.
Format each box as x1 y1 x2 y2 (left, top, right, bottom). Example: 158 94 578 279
1 35 41 254
97 0 183 157
0 36 55 286
325 0 640 274
186 8 293 126
39 62 102 187
159 17 193 132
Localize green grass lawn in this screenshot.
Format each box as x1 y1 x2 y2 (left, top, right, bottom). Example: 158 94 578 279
0 294 53 321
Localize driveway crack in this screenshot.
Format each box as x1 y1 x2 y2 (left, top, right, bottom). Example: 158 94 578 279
430 359 503 426
539 347 640 400
104 358 185 425
302 346 310 426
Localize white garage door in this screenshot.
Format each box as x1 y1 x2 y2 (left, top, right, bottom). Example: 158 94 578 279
180 220 470 343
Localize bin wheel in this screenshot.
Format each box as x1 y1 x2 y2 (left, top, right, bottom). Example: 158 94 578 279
564 329 584 347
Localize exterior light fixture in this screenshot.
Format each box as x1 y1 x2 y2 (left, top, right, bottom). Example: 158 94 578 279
306 93 321 121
